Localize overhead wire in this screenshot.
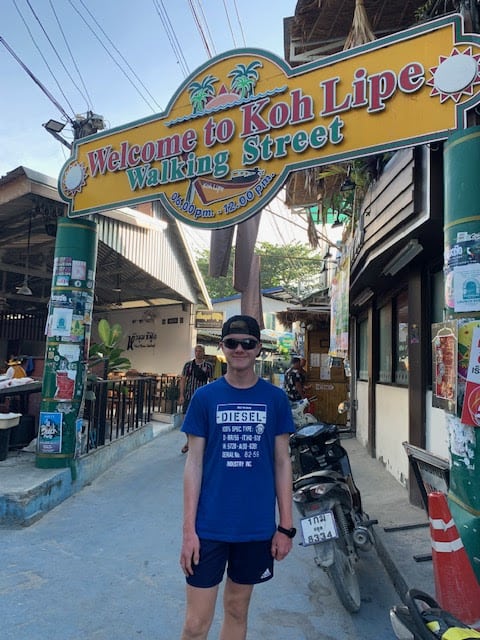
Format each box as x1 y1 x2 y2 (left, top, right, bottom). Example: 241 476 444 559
11 0 76 117
232 0 246 47
195 0 217 55
24 0 91 112
0 34 74 125
67 0 162 113
222 0 237 47
187 0 214 58
48 0 94 109
152 0 190 78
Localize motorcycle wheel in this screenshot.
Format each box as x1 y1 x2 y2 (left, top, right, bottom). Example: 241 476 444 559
326 538 361 613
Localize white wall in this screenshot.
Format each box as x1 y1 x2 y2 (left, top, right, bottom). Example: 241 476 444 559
94 297 296 379
95 305 196 377
356 382 450 484
355 380 369 447
375 385 409 487
212 296 292 333
425 391 449 459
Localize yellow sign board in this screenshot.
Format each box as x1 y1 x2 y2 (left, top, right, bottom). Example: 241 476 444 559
60 14 480 229
195 310 224 329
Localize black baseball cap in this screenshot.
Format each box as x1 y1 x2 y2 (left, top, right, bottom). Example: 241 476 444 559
221 315 261 341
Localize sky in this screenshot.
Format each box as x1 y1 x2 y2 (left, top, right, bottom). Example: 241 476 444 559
0 0 312 249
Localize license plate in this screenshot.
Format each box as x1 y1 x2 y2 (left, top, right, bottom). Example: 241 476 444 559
300 511 338 546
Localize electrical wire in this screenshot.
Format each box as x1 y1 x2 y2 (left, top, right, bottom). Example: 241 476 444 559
48 0 94 109
195 0 216 55
0 35 73 123
152 0 190 78
24 0 91 111
11 0 76 116
232 0 246 47
67 0 162 113
187 0 214 58
222 0 237 47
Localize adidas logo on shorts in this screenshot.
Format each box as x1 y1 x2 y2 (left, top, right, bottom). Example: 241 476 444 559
260 568 272 580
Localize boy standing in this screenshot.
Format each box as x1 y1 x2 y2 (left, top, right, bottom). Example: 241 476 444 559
179 315 295 640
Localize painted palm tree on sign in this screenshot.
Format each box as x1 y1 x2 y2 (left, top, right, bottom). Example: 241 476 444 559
228 61 262 99
188 74 218 113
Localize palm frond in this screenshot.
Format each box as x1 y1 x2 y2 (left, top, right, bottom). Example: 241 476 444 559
343 0 376 51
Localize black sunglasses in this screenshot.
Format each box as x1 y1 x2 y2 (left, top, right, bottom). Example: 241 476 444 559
222 338 259 350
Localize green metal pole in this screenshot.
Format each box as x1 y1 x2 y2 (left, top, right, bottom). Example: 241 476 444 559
444 126 480 581
36 217 97 470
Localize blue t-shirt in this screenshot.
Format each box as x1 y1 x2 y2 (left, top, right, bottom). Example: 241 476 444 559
181 376 294 542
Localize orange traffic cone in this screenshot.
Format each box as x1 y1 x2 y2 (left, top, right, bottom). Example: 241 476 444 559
429 491 480 629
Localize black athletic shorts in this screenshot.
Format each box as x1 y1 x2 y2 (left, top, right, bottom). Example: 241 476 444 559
186 538 274 588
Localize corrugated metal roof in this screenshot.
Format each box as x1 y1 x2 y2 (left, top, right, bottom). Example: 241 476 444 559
0 166 211 313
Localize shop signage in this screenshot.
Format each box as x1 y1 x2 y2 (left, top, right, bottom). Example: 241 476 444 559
195 310 224 329
59 14 480 229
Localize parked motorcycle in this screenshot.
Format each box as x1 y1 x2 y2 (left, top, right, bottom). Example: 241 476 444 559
290 403 377 613
290 397 318 430
390 588 480 639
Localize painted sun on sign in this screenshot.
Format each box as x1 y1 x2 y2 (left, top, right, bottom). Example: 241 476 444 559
59 14 480 229
428 46 480 102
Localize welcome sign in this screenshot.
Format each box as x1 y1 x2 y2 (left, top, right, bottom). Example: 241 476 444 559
59 14 480 229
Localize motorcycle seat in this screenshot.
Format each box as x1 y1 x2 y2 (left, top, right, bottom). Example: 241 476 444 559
293 469 346 490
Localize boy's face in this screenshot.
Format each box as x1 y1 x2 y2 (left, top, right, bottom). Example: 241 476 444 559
220 334 262 372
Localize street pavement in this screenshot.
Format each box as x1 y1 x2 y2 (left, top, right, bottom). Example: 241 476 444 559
0 425 416 639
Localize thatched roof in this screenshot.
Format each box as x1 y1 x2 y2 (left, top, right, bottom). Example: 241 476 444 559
283 0 446 233
285 0 449 64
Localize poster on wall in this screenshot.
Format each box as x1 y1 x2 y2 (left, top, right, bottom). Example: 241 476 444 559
453 264 480 312
431 321 457 413
38 411 63 453
329 256 350 358
460 325 480 427
457 318 480 420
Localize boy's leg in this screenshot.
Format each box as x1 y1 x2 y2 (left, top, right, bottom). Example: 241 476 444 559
220 578 254 640
181 584 219 640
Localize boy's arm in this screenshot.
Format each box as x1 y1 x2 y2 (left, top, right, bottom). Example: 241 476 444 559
272 433 294 560
180 435 205 575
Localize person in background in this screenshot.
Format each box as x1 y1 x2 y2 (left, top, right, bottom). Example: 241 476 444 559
178 344 213 454
5 356 26 379
179 315 295 640
299 357 307 382
283 355 307 402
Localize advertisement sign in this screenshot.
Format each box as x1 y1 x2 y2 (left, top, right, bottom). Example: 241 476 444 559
59 14 480 229
431 321 457 413
195 310 224 329
461 325 480 426
329 256 350 358
38 412 63 453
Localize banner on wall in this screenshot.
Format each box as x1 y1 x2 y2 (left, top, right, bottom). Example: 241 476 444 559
431 321 457 414
58 14 480 229
329 256 350 358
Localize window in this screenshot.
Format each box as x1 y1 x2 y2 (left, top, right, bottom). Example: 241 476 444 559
379 303 392 383
265 313 276 330
378 289 409 386
395 290 409 385
358 318 368 380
